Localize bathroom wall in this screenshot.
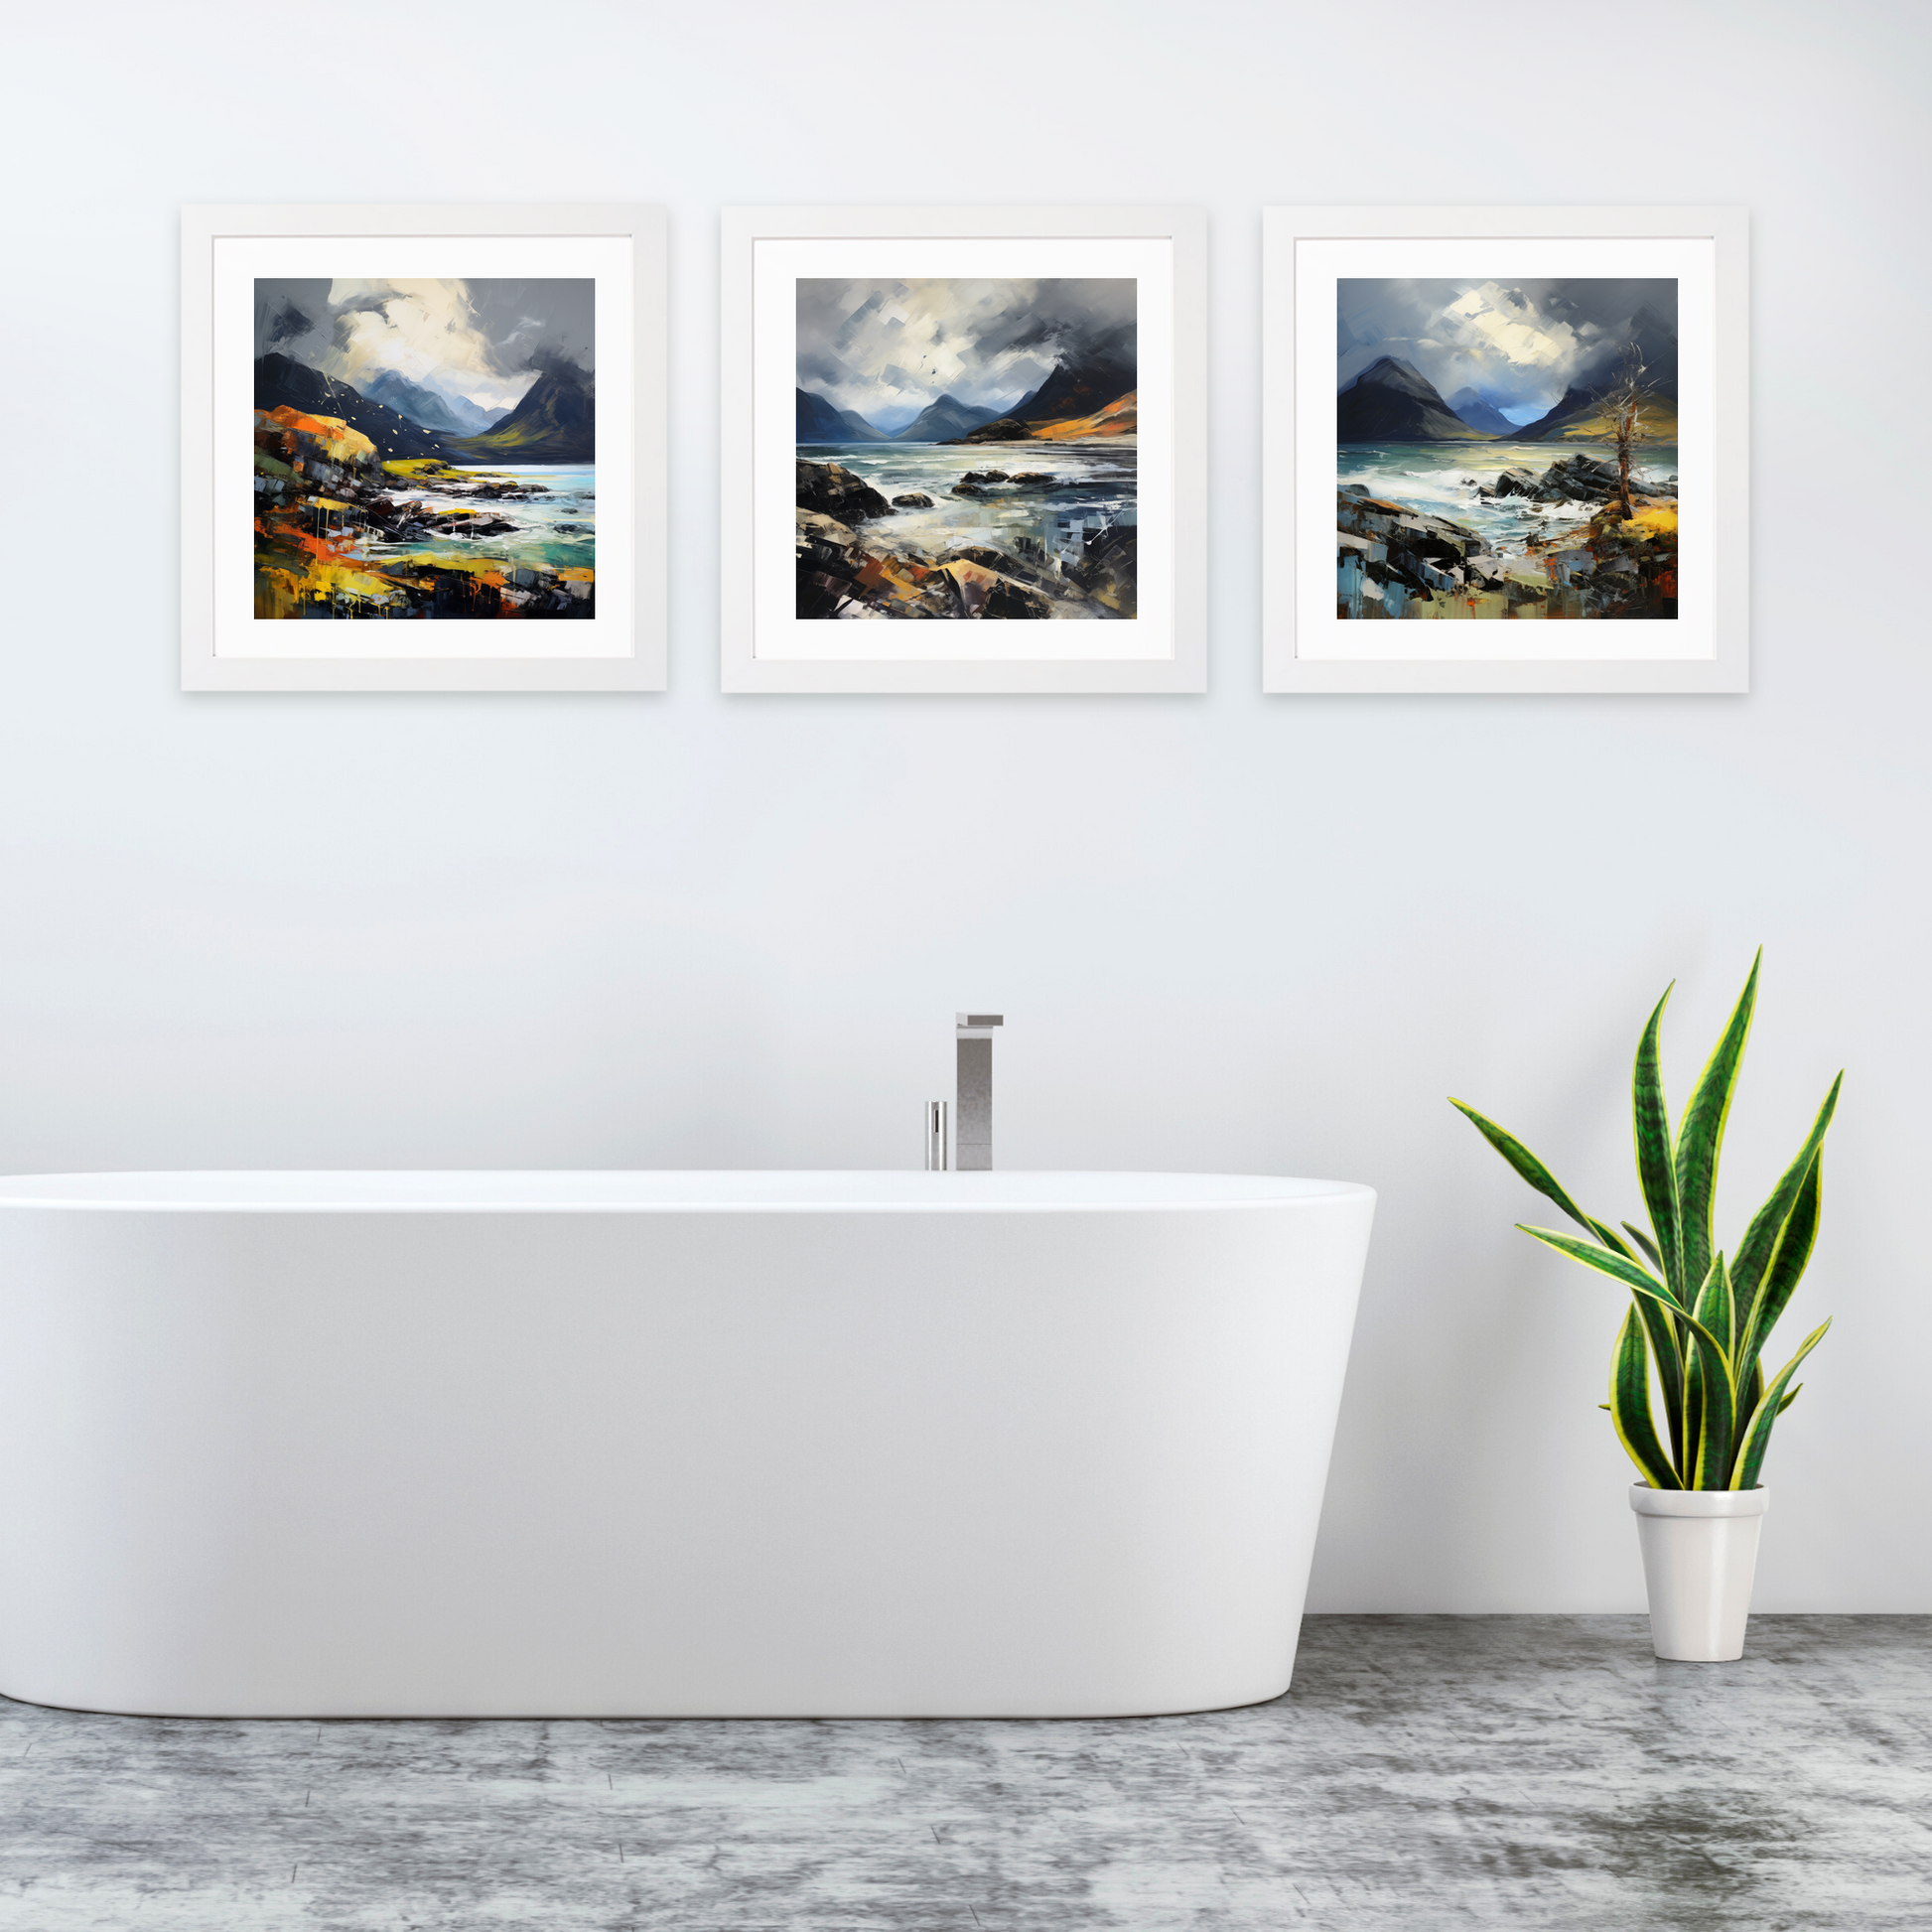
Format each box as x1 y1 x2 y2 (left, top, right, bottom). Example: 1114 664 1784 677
6 0 1926 1611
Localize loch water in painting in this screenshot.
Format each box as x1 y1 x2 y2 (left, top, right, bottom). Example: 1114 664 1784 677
1336 278 1679 620
795 278 1138 621
253 279 595 619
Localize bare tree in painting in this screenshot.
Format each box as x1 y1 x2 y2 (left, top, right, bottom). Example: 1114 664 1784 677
1592 343 1655 520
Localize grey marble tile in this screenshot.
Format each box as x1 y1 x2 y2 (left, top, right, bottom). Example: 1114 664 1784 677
0 1616 1925 1929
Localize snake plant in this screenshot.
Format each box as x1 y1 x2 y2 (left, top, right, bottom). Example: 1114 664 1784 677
1451 951 1839 1490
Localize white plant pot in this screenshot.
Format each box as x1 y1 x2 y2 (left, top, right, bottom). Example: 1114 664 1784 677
1629 1483 1769 1661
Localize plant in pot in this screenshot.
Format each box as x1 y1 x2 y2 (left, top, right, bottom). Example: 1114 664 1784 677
1452 951 1840 1661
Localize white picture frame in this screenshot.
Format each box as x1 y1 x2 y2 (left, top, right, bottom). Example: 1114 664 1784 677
182 204 667 693
1262 206 1749 695
720 205 1206 695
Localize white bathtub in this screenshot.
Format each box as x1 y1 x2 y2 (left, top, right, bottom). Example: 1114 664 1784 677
0 1171 1374 1720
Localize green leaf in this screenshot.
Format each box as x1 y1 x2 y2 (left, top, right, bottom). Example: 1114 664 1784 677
1627 1286 1687 1478
1734 1079 1840 1297
1692 1252 1737 1361
1517 1223 1737 1493
1515 1224 1684 1311
1450 1099 1602 1240
1587 1217 1642 1263
1674 950 1761 1301
1735 1091 1837 1377
1632 984 1683 1298
1776 1383 1802 1415
1520 1225 1740 1489
1736 1154 1823 1408
1730 1320 1832 1489
1610 1304 1681 1488
1685 1256 1738 1486
1622 1221 1664 1272
1687 1354 1736 1488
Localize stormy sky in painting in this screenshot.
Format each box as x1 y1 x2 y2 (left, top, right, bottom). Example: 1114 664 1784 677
1337 279 1678 422
798 278 1135 434
254 279 596 422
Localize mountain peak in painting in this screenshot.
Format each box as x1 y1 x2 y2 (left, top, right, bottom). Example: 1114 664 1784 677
1337 356 1494 443
956 335 1139 445
449 361 594 463
795 388 889 442
891 394 1005 442
363 369 508 437
1015 324 1136 426
1508 384 1600 443
254 352 458 460
1447 387 1521 437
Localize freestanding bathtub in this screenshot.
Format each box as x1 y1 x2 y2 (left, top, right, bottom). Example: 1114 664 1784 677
0 1171 1374 1720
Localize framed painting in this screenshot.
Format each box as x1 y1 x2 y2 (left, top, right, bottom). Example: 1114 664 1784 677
1262 206 1748 694
720 205 1206 694
182 204 666 692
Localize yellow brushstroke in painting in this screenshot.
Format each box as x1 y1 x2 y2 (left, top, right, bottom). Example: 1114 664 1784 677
306 423 375 465
255 412 398 616
1404 586 1518 621
851 551 945 609
255 558 406 619
1552 403 1681 442
1027 392 1138 442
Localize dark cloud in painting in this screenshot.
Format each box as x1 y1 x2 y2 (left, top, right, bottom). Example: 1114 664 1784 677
262 299 314 346
797 278 1135 430
252 278 595 415
1338 278 1678 419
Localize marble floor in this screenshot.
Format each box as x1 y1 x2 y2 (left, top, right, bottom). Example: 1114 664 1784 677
0 1616 1926 1930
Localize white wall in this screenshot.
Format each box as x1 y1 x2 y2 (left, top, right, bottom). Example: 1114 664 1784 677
6 0 1926 1611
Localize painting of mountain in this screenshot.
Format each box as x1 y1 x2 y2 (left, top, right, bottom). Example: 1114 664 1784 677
254 352 458 462
793 277 1139 620
362 369 509 438
250 277 597 620
1336 357 1493 443
890 395 1005 442
796 389 890 442
1447 388 1520 437
448 358 595 463
1334 277 1680 621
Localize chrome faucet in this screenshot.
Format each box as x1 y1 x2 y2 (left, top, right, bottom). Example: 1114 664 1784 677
954 1013 1003 1171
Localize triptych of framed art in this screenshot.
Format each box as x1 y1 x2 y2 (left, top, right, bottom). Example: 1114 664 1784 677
182 203 1747 696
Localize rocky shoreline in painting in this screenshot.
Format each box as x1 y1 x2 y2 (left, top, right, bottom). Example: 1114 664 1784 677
254 413 593 620
1337 453 1679 621
795 460 1136 621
